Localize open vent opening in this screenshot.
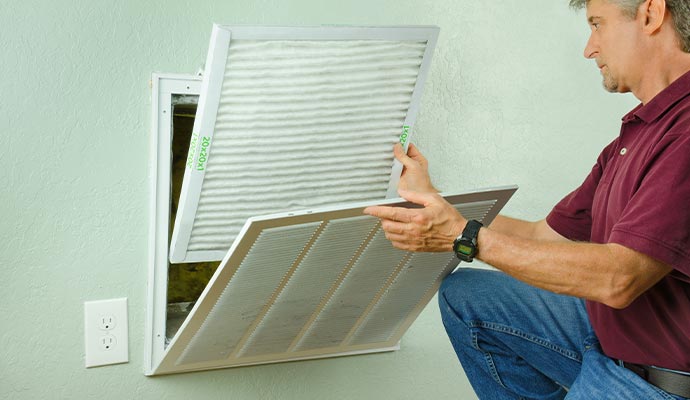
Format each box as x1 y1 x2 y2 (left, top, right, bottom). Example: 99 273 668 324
167 97 220 340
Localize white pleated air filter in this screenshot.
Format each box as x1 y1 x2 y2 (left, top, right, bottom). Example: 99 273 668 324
169 25 439 263
151 186 516 375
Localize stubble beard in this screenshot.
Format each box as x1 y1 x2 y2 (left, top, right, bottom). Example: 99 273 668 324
601 67 618 92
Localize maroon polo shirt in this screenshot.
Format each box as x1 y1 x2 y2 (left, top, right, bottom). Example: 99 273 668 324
546 70 690 371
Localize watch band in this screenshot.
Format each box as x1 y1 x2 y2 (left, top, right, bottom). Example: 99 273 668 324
462 220 483 241
453 220 483 262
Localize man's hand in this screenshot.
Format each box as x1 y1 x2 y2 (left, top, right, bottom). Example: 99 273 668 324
364 190 466 252
395 143 437 193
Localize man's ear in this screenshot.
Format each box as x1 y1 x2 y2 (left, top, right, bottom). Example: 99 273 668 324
640 0 667 34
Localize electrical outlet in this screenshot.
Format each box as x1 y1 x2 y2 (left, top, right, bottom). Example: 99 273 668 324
99 315 116 331
100 334 116 350
84 298 128 368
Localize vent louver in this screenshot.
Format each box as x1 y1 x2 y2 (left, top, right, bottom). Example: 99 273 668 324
153 189 516 375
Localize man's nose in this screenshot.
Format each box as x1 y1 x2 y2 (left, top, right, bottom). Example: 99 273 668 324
584 34 598 59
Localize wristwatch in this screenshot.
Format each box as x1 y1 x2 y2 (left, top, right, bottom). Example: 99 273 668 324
453 220 483 262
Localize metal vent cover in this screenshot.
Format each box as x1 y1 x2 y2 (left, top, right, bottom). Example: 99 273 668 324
152 187 516 375
169 25 440 263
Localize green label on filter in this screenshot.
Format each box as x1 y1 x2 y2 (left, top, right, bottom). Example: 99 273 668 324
185 132 211 171
400 125 410 145
186 132 199 169
196 136 211 171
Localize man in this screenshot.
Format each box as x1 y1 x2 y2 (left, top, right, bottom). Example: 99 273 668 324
364 0 690 398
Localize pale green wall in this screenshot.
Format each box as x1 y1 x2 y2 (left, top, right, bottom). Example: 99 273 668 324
1 1 638 399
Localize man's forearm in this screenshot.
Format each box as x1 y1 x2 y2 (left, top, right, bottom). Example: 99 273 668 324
363 191 670 307
475 226 672 308
488 215 566 242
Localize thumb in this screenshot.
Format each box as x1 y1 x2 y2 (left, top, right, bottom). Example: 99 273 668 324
393 143 415 169
398 189 438 207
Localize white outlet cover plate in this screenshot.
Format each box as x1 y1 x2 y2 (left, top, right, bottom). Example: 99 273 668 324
84 298 129 368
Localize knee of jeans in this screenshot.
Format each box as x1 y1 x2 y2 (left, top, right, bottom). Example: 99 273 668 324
439 268 495 321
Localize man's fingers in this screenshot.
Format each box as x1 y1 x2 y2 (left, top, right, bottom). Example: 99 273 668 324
406 143 424 159
380 219 408 235
383 231 408 243
363 205 416 222
393 143 417 169
398 189 438 207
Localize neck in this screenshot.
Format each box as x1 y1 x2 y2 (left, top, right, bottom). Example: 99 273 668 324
634 52 690 104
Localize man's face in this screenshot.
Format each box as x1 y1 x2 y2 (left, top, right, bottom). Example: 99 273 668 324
584 0 644 93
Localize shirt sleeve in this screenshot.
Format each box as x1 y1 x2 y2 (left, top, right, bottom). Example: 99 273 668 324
608 134 690 276
546 140 617 242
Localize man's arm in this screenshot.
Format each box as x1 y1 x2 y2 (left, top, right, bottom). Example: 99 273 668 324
487 215 567 242
366 143 672 307
364 190 672 309
392 142 566 243
478 220 672 308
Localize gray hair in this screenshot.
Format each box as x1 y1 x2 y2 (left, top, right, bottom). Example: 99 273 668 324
569 0 690 52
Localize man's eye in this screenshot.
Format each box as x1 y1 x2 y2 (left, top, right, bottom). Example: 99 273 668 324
591 23 600 30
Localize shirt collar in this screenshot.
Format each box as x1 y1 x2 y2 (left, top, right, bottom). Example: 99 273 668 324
622 69 690 124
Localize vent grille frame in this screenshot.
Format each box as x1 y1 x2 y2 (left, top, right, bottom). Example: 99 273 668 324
153 187 516 375
146 73 203 376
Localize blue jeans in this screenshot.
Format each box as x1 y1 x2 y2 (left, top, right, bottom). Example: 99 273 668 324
438 268 688 400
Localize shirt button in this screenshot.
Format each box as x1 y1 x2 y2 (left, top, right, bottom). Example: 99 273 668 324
620 147 627 155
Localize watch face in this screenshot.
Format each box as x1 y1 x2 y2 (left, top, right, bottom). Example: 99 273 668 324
455 220 482 262
454 238 476 262
455 243 473 256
